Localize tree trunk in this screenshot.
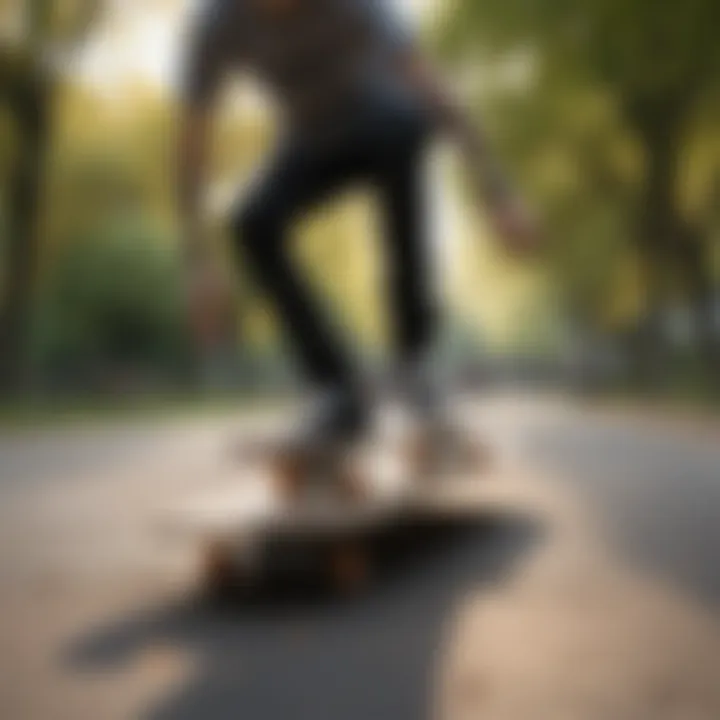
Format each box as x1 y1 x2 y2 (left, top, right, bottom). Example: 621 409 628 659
675 223 719 384
0 74 52 396
0 1 100 396
626 94 688 387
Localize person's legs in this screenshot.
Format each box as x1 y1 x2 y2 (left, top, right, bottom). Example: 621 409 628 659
373 106 442 416
232 92 439 439
232 139 369 438
377 129 436 364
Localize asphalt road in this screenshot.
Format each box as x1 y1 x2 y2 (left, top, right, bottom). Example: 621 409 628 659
513 400 720 606
0 394 718 719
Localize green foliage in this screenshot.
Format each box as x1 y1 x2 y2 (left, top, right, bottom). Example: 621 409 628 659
21 0 102 49
444 0 720 97
34 219 190 382
441 0 720 345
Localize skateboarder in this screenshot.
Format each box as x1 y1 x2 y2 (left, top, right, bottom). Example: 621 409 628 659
178 0 537 449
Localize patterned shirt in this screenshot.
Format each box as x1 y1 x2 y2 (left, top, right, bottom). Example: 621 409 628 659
182 0 415 134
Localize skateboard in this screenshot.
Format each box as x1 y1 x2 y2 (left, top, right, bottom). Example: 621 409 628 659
162 411 490 598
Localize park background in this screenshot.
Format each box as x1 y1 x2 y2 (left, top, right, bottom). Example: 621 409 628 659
1 0 719 415
2 5 720 719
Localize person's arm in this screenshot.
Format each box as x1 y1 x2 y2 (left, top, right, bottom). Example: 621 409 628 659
365 0 538 249
394 47 540 253
400 54 514 208
364 1 509 200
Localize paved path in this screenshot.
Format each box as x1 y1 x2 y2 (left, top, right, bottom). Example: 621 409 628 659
0 395 718 719
514 399 720 605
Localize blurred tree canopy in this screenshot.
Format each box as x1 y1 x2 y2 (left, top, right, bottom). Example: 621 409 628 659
442 0 720 380
34 220 188 389
2 0 718 401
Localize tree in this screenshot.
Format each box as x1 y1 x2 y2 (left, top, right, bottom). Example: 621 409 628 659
442 0 720 379
0 0 102 395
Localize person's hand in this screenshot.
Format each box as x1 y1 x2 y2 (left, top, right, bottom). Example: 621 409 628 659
488 193 542 258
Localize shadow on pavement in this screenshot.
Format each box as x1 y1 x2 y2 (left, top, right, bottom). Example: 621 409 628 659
64 510 544 720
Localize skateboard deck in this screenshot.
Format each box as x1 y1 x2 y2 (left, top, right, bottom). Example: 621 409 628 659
160 412 491 595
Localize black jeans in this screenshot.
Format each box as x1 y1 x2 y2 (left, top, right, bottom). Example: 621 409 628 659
232 90 437 390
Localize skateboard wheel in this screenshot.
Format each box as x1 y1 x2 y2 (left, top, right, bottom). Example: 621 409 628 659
329 543 371 594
